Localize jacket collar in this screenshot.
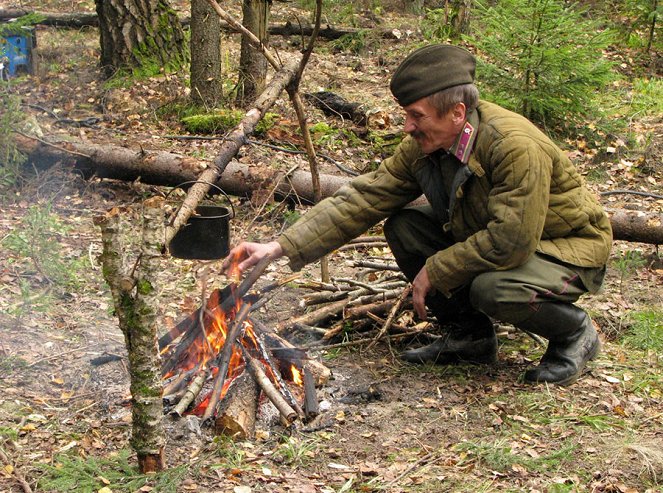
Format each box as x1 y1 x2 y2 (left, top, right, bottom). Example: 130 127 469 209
448 109 484 177
449 109 479 165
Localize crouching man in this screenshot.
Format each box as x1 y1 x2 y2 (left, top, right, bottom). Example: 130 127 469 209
223 44 612 386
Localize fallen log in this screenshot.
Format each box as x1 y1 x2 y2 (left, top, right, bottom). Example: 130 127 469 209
0 9 403 40
15 134 663 244
607 209 663 245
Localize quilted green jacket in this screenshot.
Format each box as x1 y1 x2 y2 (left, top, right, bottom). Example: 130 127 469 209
278 100 612 296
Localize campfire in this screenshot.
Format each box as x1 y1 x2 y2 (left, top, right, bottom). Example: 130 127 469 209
158 258 327 439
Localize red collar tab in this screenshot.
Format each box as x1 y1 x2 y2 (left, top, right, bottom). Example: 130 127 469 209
453 121 476 164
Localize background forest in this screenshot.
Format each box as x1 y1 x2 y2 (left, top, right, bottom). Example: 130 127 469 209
0 0 661 492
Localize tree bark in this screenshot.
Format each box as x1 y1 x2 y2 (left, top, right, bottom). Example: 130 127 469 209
190 0 223 107
17 134 662 245
94 0 187 77
236 0 270 107
95 198 166 473
607 209 663 245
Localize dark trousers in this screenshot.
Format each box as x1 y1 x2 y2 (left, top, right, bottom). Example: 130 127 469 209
384 206 605 327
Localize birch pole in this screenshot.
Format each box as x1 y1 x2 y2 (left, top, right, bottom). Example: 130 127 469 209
164 55 302 245
95 197 166 472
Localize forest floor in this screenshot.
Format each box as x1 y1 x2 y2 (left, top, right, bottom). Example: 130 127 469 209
1 1 662 492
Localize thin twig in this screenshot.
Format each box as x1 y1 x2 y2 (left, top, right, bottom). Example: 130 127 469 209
305 322 433 350
15 130 91 158
236 163 299 240
600 189 663 200
0 447 33 493
366 286 411 350
27 346 88 367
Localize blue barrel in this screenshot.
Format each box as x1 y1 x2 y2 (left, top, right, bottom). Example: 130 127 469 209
0 27 36 78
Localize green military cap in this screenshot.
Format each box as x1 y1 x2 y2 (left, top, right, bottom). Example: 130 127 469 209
390 44 476 106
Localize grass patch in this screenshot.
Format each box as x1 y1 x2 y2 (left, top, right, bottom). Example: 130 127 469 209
36 450 189 493
622 309 663 352
454 438 576 474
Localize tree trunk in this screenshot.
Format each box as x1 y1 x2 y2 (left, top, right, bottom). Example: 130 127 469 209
190 0 223 107
16 134 663 245
452 0 472 36
95 197 166 472
235 0 270 107
94 0 187 77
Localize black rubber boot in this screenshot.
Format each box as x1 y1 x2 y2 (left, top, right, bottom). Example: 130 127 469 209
518 303 600 386
401 313 497 365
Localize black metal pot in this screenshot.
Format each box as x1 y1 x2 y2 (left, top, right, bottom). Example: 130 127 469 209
167 182 234 260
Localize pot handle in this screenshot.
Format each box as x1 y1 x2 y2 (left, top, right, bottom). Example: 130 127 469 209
165 180 235 219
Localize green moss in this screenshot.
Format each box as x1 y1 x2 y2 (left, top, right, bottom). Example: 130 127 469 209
181 110 278 135
136 279 154 296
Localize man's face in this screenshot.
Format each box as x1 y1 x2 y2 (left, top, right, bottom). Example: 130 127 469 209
402 98 466 154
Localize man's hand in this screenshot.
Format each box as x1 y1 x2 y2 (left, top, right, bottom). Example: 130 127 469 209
222 241 284 277
412 266 435 320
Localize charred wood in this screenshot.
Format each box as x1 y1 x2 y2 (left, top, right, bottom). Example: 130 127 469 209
303 368 319 421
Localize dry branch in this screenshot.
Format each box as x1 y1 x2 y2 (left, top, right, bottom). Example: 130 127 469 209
164 55 302 245
170 369 209 418
366 286 411 350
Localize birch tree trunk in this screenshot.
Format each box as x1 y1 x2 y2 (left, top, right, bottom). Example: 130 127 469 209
96 197 166 472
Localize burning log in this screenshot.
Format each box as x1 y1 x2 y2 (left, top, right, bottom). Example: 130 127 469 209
215 371 260 439
250 324 304 418
171 369 209 418
242 348 297 424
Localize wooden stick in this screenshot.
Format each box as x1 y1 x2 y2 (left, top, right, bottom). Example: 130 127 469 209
252 329 304 417
353 260 400 271
366 286 411 350
348 288 404 307
276 298 349 332
345 299 403 319
170 369 208 417
304 323 433 351
242 348 297 423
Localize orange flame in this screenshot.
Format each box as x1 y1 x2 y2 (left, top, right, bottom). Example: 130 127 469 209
291 365 303 386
